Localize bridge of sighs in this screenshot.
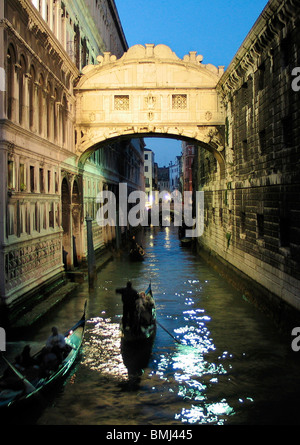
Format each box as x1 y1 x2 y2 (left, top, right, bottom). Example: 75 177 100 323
74 44 226 176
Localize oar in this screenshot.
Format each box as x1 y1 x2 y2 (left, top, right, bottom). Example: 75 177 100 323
156 320 182 345
0 352 36 393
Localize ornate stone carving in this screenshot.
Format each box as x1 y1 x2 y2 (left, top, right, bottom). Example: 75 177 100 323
5 235 62 293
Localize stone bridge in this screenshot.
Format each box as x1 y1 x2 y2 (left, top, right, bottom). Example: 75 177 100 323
74 44 226 175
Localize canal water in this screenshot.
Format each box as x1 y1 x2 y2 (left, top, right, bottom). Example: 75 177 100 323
5 226 300 425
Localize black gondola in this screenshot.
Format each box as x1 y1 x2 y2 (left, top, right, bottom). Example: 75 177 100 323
129 245 145 261
180 237 192 247
0 301 87 409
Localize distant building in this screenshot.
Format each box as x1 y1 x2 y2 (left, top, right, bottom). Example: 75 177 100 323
157 167 170 192
182 142 195 192
169 156 182 193
144 148 155 207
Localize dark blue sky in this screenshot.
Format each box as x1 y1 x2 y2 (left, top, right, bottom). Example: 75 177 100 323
114 0 268 166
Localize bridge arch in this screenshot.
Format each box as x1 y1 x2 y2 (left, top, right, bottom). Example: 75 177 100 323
74 44 226 175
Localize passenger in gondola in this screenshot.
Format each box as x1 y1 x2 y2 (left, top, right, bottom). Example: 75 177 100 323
14 345 36 372
136 291 154 327
40 349 59 373
14 345 40 382
46 326 67 361
116 281 139 331
130 236 144 256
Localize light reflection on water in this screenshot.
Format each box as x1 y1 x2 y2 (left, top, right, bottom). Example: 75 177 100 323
149 303 231 425
83 318 127 380
30 226 300 425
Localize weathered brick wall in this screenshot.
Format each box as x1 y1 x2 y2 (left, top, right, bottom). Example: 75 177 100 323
196 0 300 314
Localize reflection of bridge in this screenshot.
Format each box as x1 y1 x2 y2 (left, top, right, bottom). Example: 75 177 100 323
75 44 226 177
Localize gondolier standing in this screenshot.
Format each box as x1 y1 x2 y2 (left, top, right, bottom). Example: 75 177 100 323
116 282 139 331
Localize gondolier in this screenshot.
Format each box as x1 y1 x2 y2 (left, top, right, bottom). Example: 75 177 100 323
120 283 156 379
129 236 145 261
116 282 139 330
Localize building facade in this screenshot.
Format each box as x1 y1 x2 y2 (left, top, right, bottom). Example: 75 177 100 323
196 0 300 322
157 166 170 192
169 155 181 194
144 148 155 207
182 142 195 193
0 0 144 325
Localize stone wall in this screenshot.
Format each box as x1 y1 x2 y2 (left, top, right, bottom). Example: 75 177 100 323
196 0 300 318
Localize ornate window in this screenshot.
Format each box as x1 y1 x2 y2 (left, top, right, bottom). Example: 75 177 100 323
172 94 187 109
114 95 129 110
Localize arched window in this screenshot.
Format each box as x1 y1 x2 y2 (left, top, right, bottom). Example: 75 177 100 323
53 88 57 141
29 65 36 130
19 54 26 125
38 73 44 134
62 94 68 145
7 45 16 121
46 81 52 139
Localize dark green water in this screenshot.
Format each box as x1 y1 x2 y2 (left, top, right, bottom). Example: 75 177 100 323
4 226 300 425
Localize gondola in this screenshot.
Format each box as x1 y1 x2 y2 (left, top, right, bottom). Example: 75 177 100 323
180 236 192 247
0 300 87 409
120 283 156 342
120 284 156 378
129 245 145 261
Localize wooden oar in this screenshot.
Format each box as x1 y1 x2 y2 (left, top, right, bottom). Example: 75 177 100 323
0 352 36 393
156 320 182 345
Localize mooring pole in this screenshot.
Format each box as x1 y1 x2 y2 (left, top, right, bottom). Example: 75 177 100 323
85 215 96 289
